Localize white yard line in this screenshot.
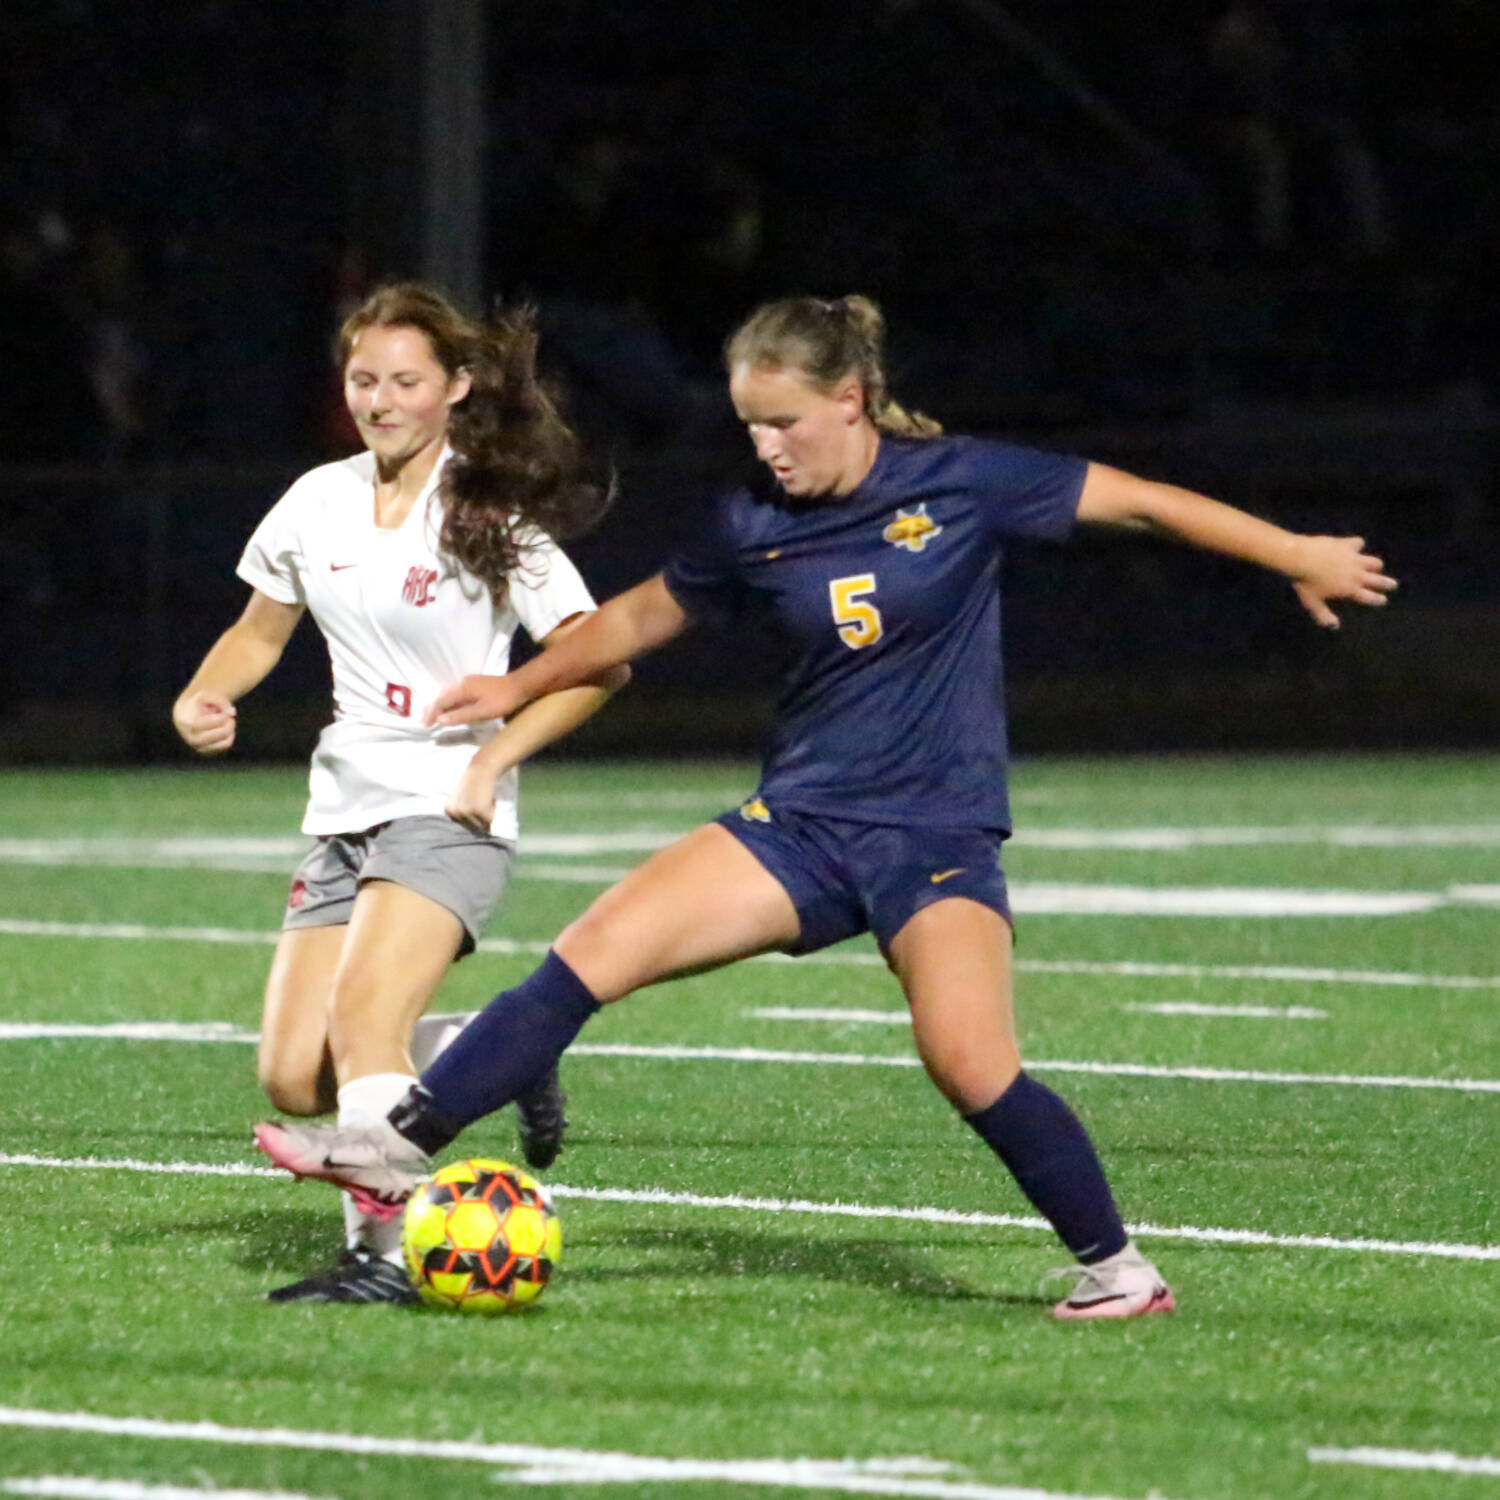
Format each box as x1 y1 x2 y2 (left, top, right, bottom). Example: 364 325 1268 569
751 1007 912 1025
4 1479 331 1500
568 1042 1500 1095
4 831 1500 915
0 1408 1158 1500
0 1154 1494 1262
5 823 1500 867
1307 1445 1500 1477
1012 958 1500 991
0 1022 256 1042
751 1004 1330 1023
1020 824 1500 849
5 915 1498 989
1 1020 1495 1095
1119 1002 1328 1019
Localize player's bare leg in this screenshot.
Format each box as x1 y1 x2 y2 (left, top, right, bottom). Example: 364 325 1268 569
324 877 463 1082
887 897 1021 1112
889 897 1172 1321
554 822 802 1000
260 881 461 1303
257 926 345 1116
256 823 802 1212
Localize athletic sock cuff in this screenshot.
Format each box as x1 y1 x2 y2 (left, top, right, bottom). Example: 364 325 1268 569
388 1084 465 1156
543 948 604 1021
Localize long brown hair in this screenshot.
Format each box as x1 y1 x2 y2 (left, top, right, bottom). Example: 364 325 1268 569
337 282 606 603
724 295 942 437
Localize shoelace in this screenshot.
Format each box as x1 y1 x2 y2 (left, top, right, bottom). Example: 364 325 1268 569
1041 1263 1102 1301
1040 1258 1140 1303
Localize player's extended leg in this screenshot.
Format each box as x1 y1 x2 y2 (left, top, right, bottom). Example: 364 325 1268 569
420 821 801 1123
257 926 345 1117
265 880 462 1305
553 822 802 999
887 897 1173 1321
256 823 800 1204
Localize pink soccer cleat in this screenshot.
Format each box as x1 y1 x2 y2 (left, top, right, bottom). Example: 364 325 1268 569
1049 1246 1176 1321
253 1118 430 1222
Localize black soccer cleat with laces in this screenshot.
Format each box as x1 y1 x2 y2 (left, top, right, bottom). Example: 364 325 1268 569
515 1064 568 1171
267 1250 418 1305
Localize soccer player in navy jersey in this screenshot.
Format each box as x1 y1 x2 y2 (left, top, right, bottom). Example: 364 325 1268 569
257 294 1396 1319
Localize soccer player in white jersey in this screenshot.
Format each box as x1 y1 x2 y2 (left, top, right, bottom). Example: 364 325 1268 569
173 283 626 1302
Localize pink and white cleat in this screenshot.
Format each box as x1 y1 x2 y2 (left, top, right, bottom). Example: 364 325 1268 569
253 1119 430 1222
1049 1245 1175 1321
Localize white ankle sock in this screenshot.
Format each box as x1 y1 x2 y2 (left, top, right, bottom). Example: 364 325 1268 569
338 1072 418 1261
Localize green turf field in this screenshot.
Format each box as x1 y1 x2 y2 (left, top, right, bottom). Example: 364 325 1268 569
1 755 1497 1500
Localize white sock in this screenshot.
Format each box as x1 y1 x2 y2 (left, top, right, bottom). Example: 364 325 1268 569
410 1011 475 1073
337 1072 418 1262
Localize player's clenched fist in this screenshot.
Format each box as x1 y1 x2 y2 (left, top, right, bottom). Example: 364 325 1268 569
172 691 238 754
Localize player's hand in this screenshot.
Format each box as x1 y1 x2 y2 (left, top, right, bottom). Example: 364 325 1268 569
172 692 237 754
1289 536 1398 628
446 757 498 835
424 674 523 727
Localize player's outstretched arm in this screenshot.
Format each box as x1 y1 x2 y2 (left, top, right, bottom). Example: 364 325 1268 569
427 572 690 728
445 614 632 833
171 590 304 754
1075 462 1398 628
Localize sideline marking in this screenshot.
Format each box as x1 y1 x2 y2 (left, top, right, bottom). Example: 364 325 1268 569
0 1022 256 1042
5 919 1500 993
4 1480 330 1500
0 1153 1495 1262
753 1003 1330 1023
1 834 1494 913
1119 1002 1328 1019
5 821 1500 866
751 1007 911 1026
1307 1446 1500 1477
0 1407 1152 1500
1021 823 1500 849
568 1042 1500 1096
1 1023 1496 1095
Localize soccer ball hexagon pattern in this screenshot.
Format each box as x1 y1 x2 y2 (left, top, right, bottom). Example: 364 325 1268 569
401 1157 561 1313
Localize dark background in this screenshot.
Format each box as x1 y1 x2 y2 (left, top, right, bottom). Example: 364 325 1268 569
2 0 1496 762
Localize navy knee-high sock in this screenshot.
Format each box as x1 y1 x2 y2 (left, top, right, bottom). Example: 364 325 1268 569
391 950 600 1153
964 1071 1128 1264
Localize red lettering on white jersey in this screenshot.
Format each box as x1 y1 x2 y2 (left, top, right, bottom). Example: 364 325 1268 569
401 566 438 607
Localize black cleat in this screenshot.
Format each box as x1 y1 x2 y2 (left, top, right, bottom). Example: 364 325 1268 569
515 1065 568 1171
267 1250 418 1305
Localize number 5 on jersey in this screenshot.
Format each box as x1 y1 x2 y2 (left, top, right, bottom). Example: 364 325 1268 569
829 573 884 650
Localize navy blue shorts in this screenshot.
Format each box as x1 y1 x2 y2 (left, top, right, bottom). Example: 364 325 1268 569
715 798 1011 958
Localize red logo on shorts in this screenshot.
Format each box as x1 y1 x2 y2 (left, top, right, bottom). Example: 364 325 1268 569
287 878 308 911
402 566 438 607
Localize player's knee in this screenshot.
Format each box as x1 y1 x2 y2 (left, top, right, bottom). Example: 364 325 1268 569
553 918 638 1004
921 1048 1022 1115
258 1060 326 1117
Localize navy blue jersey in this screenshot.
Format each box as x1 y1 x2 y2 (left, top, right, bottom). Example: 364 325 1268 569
662 434 1086 834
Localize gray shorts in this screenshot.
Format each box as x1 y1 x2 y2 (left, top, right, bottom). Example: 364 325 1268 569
281 815 514 958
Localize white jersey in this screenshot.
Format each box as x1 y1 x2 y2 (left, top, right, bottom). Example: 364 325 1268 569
237 449 596 840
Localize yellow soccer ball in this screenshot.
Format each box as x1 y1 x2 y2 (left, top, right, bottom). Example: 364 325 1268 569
401 1158 561 1314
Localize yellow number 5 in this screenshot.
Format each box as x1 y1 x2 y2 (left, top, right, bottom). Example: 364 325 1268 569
829 573 883 650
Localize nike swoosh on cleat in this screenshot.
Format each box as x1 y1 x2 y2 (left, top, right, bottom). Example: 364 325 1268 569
329 562 358 571
930 868 965 884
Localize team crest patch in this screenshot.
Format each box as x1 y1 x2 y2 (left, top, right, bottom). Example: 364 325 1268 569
739 797 772 823
883 504 942 553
